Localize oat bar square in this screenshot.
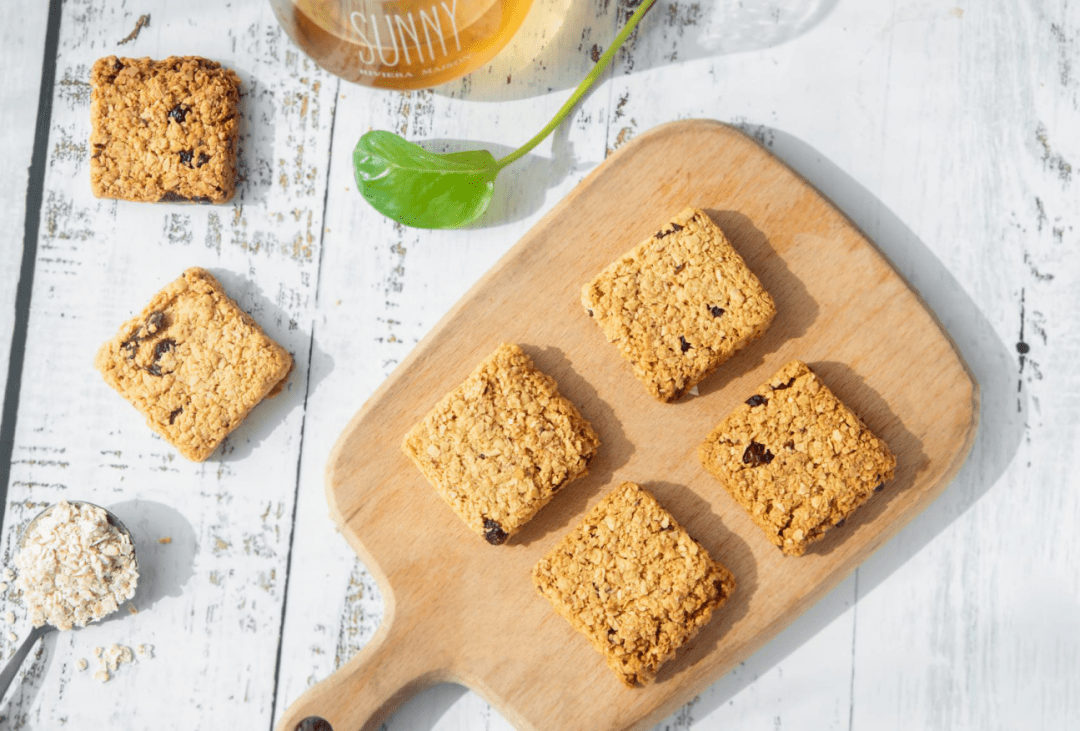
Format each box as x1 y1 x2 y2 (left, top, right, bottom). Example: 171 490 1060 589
698 361 896 556
582 207 776 402
90 56 240 203
532 481 735 687
95 268 293 461
402 343 600 545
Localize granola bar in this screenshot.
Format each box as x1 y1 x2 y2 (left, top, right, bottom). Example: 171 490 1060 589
532 481 735 686
582 207 776 402
698 360 896 556
95 268 293 461
402 343 599 545
90 56 240 203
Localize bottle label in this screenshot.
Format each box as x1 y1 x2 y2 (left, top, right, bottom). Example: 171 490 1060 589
347 1 463 67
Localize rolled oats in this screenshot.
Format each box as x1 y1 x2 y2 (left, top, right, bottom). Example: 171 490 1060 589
14 501 138 630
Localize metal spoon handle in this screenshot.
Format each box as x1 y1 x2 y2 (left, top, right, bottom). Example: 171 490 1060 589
0 624 51 699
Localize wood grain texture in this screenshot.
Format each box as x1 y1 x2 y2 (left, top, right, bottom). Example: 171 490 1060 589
0 2 49 423
276 121 977 731
2 0 1078 729
0 0 337 727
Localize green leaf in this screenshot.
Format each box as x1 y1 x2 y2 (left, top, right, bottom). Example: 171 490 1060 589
352 0 658 229
353 131 499 229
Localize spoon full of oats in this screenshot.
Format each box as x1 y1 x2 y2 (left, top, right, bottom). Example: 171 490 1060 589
0 500 138 696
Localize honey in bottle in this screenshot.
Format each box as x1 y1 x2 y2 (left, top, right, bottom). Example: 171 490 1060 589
269 0 535 89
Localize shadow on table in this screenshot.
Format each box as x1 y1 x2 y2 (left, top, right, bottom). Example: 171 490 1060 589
0 630 54 726
436 0 841 102
414 126 595 230
639 125 1026 729
109 499 197 614
205 268 336 462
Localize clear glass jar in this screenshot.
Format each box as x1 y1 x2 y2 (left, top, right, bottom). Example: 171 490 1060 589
270 0 535 90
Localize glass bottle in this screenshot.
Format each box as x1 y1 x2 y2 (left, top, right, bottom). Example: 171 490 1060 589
269 0 535 90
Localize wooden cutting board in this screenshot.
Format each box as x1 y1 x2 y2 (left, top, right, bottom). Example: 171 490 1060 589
277 120 977 731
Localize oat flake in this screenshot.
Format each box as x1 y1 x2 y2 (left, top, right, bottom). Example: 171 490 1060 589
14 501 138 631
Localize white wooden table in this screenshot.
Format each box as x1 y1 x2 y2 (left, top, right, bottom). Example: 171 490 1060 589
1 1 1077 729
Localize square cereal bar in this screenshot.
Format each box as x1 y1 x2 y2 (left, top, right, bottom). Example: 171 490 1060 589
402 343 600 545
90 56 240 203
581 207 776 402
698 360 896 556
95 268 293 461
533 481 735 687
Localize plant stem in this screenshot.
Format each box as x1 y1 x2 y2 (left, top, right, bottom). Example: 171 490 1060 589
495 0 658 170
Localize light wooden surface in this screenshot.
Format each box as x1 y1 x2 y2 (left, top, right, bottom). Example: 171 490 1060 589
1 1 1078 730
278 120 977 731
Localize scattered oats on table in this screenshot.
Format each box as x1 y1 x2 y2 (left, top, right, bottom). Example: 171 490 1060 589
6 632 16 643
76 658 89 671
94 669 110 683
136 643 155 659
3 612 14 625
103 644 134 672
158 536 172 544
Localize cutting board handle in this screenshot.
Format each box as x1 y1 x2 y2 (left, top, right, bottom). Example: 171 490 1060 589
274 614 440 731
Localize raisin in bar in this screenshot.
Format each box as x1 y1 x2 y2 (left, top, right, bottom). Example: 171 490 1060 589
402 343 599 545
90 56 240 203
698 360 896 556
95 268 293 461
582 207 776 402
533 481 735 687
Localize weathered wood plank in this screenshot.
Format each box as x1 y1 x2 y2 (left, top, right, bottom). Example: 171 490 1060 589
0 0 337 727
0 2 50 434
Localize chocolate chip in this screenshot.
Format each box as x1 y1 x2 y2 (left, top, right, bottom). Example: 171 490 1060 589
168 104 189 124
771 375 797 391
144 311 165 335
654 222 684 239
587 309 594 317
742 441 774 467
674 262 686 274
834 518 846 528
168 407 183 424
483 518 507 545
680 336 692 352
709 305 725 317
478 453 486 460
746 394 768 407
179 150 194 167
874 483 884 493
145 364 162 377
196 152 210 168
159 191 190 203
153 338 175 361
